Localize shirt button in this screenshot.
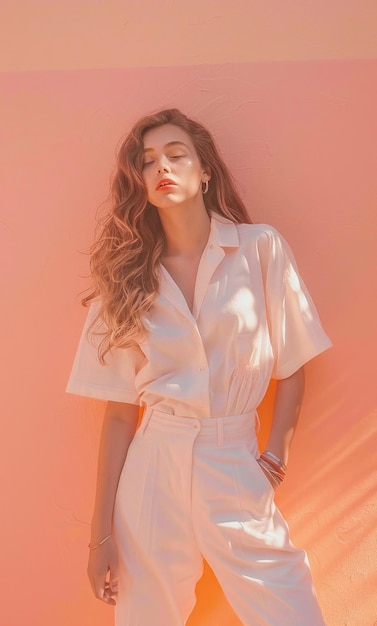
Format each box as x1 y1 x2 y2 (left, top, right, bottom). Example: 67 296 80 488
193 424 199 430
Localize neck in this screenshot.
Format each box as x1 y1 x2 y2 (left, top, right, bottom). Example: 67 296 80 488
158 204 211 257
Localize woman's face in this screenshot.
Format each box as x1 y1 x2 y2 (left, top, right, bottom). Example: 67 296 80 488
141 124 209 212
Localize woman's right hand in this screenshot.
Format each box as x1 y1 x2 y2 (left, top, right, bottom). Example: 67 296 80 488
87 536 119 605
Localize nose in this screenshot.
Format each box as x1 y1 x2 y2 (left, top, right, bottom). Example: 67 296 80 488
157 165 170 174
157 158 170 174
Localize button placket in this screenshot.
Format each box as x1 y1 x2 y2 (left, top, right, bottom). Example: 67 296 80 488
190 321 211 417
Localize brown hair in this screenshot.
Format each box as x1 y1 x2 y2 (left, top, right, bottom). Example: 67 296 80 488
83 108 251 362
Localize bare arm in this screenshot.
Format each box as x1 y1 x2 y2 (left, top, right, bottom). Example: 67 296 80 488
265 366 305 466
90 400 139 541
88 400 140 605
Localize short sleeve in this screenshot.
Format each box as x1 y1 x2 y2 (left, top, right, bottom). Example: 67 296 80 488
66 301 141 404
259 228 332 379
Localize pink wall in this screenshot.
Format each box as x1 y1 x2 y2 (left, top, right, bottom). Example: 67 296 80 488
1 3 377 625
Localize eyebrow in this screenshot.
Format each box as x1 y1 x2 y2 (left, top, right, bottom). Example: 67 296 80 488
143 141 189 153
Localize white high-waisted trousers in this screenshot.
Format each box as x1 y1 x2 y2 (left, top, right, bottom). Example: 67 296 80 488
113 408 326 626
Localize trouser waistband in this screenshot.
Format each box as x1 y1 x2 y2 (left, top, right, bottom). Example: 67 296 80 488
140 407 259 447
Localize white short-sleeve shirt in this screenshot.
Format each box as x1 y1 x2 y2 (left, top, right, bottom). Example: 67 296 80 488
66 213 332 418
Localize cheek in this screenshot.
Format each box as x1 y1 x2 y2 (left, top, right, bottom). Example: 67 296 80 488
185 158 201 173
183 161 202 184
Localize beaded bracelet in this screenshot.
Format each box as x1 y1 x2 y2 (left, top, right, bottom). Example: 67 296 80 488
88 533 112 550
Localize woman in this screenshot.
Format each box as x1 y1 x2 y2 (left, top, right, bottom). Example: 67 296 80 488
67 108 331 625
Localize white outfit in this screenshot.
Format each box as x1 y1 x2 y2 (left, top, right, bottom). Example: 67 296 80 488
67 213 332 625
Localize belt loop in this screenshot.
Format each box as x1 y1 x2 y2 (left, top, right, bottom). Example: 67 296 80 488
217 419 224 447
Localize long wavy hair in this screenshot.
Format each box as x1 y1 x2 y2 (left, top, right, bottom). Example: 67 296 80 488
83 108 251 362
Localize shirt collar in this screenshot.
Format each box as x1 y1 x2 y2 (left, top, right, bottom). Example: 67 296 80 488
209 211 240 249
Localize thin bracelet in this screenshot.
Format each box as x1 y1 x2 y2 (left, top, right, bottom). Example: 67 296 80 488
88 533 112 550
259 454 286 479
258 456 284 482
262 450 287 473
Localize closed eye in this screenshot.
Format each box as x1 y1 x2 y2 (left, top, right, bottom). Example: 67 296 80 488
142 154 185 168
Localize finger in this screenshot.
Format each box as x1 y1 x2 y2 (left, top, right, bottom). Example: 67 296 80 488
90 572 116 605
97 584 116 605
103 581 117 604
108 559 119 591
105 581 118 595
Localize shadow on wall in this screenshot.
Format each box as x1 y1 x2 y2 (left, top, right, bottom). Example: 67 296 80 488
189 360 377 625
278 364 377 626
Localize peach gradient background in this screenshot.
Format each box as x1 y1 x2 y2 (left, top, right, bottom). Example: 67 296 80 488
1 2 377 625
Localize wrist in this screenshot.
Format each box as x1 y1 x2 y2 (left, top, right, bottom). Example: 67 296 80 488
88 533 112 550
264 440 290 466
90 517 112 544
260 450 287 473
257 450 287 486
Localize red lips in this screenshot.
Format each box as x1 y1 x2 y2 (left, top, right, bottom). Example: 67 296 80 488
156 178 176 190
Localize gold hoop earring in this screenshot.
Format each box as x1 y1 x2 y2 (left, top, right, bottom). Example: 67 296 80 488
202 180 209 194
